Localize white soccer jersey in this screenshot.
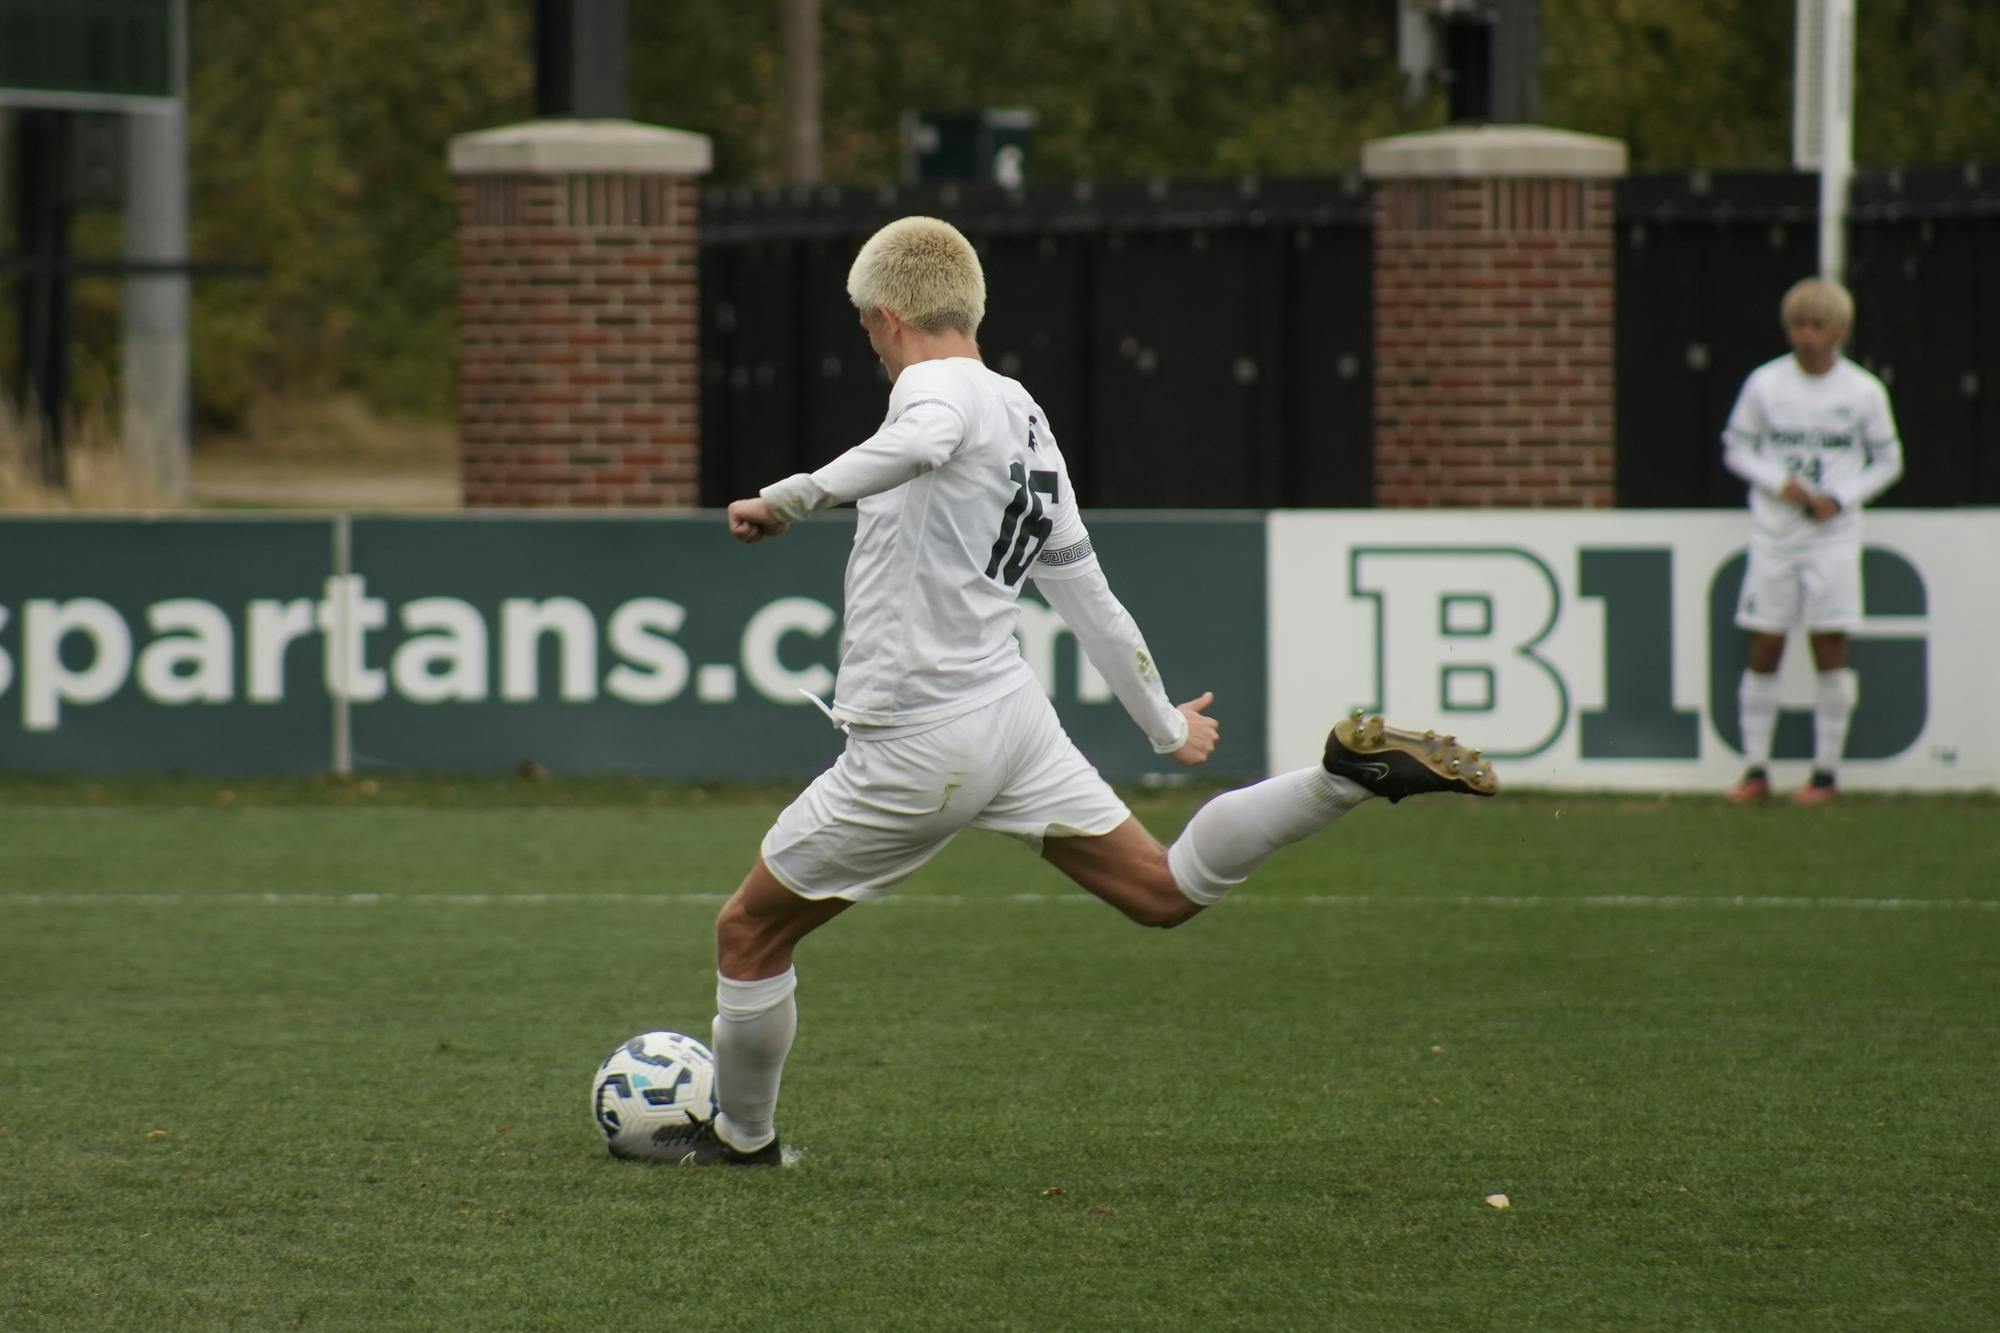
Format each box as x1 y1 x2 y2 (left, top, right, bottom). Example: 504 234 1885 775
1721 353 1904 550
760 357 1185 749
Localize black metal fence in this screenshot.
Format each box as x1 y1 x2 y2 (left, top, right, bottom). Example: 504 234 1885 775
700 166 2000 510
1615 166 2000 509
699 177 1374 509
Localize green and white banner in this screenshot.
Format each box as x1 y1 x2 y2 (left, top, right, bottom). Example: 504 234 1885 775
1268 510 1995 791
0 513 1268 781
3 509 1993 788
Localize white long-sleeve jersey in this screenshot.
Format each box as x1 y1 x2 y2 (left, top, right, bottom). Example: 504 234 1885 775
760 357 1188 753
1720 353 1904 551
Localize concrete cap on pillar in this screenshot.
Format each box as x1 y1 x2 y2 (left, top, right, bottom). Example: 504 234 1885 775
449 118 713 176
1362 125 1626 179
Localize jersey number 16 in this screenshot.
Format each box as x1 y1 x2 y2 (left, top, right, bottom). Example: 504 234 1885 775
986 461 1059 587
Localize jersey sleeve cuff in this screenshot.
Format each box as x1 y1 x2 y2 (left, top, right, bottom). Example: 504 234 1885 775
1149 711 1190 755
760 473 824 524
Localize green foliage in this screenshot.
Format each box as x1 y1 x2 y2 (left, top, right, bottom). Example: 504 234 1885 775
185 0 532 425
1545 0 2000 169
1854 0 2000 164
150 2 2000 429
3 786 1998 1328
1543 1 1796 168
634 0 1427 182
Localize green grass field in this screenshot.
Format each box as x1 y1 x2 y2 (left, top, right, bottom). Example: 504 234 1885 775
3 778 1996 1331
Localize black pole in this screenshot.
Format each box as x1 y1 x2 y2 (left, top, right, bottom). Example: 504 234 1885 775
1441 1 1540 125
535 0 628 119
1490 0 1543 124
14 110 71 485
1443 12 1492 123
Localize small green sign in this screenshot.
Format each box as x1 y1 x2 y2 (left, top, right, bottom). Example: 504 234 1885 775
0 0 176 104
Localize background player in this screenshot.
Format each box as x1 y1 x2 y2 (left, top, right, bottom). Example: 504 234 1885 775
656 216 1495 1167
1722 277 1904 805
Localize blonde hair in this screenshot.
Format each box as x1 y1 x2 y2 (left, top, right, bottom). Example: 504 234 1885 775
1781 277 1854 334
846 216 985 334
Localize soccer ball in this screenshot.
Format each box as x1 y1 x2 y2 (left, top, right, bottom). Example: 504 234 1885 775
591 1030 718 1161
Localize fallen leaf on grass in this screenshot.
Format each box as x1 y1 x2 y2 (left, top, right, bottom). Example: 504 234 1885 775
1484 1193 1510 1210
1041 1186 1065 1198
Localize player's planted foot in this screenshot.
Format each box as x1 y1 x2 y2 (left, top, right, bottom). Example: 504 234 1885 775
1793 770 1838 807
1725 768 1771 804
1323 711 1498 802
647 1119 783 1167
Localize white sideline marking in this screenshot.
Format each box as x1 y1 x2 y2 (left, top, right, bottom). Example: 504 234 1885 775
0 891 1994 911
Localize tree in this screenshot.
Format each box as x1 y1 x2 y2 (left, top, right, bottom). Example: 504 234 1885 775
185 0 531 424
144 0 2000 430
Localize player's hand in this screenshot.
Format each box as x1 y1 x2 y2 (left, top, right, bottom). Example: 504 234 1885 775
1170 691 1219 768
1807 494 1841 522
727 498 789 543
1779 477 1814 508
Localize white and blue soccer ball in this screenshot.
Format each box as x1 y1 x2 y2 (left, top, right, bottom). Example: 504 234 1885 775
591 1030 718 1161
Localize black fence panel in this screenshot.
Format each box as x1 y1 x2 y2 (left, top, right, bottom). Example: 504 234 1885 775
699 177 1374 509
1288 220 1375 506
698 241 806 502
1614 173 1819 508
1847 167 1998 506
975 230 1089 486
1617 166 2000 510
707 166 1994 512
1083 226 1285 506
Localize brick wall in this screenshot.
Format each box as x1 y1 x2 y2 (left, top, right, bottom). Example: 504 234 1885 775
1372 176 1615 508
456 171 700 507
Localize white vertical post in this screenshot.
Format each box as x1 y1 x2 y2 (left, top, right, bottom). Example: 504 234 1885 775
331 513 353 776
120 0 190 501
1816 0 1856 282
780 0 822 185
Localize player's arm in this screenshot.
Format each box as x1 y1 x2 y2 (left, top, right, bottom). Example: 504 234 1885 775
1720 380 1792 497
1031 563 1216 767
756 401 966 525
1824 388 1905 513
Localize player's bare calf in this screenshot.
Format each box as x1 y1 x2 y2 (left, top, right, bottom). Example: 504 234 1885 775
1322 710 1499 802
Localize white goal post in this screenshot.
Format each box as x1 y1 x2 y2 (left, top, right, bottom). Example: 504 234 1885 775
1794 0 1857 282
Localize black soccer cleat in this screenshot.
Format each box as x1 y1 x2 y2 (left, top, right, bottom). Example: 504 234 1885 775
1323 710 1499 803
645 1118 783 1167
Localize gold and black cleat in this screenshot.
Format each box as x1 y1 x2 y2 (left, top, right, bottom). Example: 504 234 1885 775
1322 709 1499 803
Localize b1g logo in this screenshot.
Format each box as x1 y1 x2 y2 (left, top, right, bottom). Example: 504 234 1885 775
1348 545 1927 761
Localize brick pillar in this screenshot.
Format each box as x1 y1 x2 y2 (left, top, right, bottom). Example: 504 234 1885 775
448 120 712 507
1363 126 1626 508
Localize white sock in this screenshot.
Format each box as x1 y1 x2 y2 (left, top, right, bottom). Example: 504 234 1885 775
1167 766 1371 906
711 967 797 1152
1739 669 1781 768
1813 668 1858 777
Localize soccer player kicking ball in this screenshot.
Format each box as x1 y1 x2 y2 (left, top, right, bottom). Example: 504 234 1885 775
657 216 1496 1167
1722 277 1903 807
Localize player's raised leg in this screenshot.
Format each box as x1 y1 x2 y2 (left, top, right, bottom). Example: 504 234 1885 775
1047 713 1495 916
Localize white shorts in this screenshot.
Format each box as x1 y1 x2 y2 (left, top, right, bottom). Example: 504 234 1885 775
760 680 1132 901
1735 543 1863 634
